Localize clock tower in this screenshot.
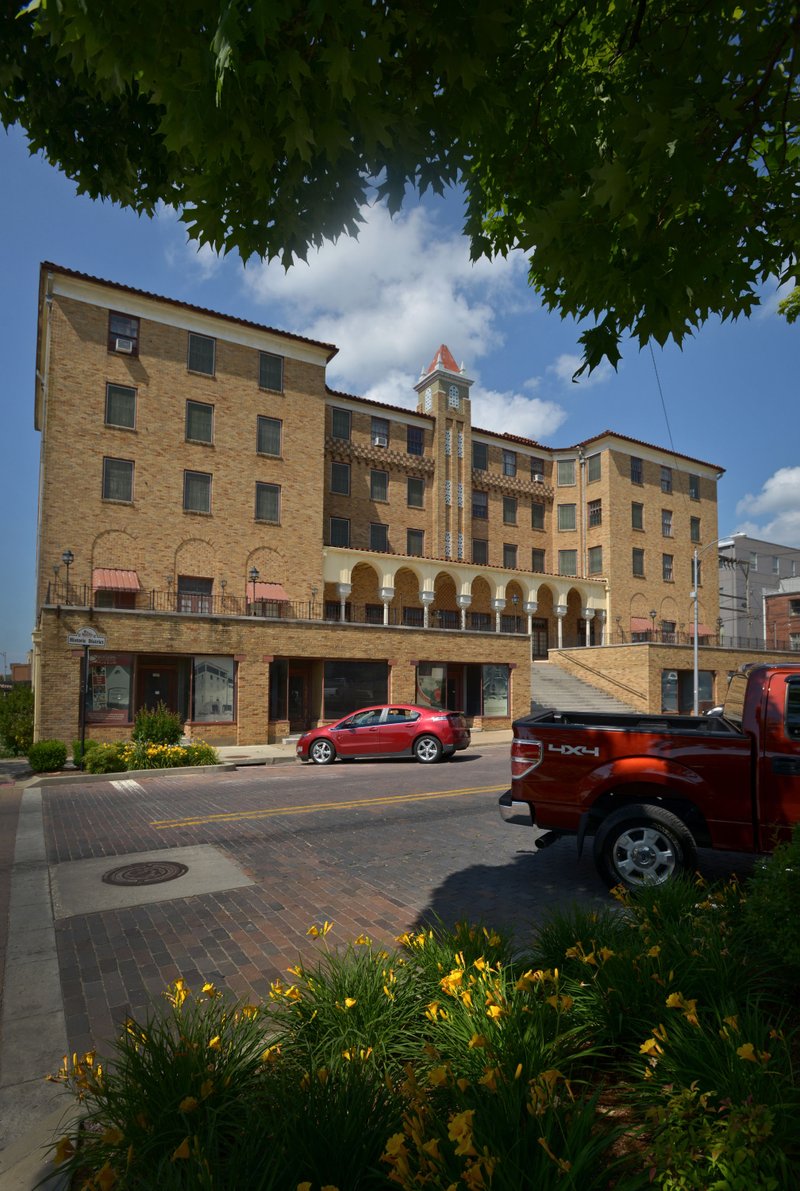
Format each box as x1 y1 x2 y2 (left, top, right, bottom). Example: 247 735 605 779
415 345 474 561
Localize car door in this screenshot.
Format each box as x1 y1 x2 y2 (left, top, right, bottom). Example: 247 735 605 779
379 708 421 755
331 708 384 757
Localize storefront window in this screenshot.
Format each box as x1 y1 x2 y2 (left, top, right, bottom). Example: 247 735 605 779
416 663 446 709
482 664 509 716
192 656 234 721
323 661 388 718
86 654 133 723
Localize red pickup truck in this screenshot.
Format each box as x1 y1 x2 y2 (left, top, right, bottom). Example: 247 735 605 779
500 662 800 888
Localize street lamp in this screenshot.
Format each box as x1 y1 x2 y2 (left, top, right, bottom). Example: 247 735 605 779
249 566 260 610
61 549 74 604
649 609 657 640
692 537 735 714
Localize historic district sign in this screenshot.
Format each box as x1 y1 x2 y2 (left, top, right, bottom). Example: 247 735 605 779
67 627 107 648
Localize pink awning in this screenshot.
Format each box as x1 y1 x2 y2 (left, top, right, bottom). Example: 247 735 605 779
253 582 289 601
689 623 713 638
92 568 141 592
630 617 653 632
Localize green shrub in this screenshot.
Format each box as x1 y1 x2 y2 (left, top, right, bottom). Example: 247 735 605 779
742 824 800 991
181 740 220 766
84 742 127 774
27 739 67 773
131 701 183 745
71 738 99 767
0 685 34 756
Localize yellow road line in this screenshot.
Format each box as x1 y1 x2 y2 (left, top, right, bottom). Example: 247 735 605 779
151 783 508 830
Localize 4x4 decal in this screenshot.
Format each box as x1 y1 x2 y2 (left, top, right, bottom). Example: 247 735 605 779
547 743 600 757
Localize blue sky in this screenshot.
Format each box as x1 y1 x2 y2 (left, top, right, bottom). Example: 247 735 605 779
1 124 798 664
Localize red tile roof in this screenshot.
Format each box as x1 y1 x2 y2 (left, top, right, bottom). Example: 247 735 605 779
425 344 461 375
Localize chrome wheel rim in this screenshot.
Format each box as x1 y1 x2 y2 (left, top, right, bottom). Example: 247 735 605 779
612 825 676 885
416 737 439 762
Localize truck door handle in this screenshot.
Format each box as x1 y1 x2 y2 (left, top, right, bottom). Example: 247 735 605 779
772 756 800 776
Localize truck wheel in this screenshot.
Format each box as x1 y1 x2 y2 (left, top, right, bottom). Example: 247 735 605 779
593 805 696 890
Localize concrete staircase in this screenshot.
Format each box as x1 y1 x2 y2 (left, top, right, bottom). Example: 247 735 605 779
531 661 638 714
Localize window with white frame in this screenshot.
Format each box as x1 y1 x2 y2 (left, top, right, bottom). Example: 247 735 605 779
557 458 576 486
371 416 389 446
690 516 701 542
502 449 516 477
503 496 517 524
588 499 602 527
530 456 545 482
558 550 577 576
661 465 673 493
256 415 281 456
662 509 673 537
632 547 645 577
188 332 215 375
183 470 211 513
631 456 643 484
689 474 700 500
588 545 603 574
103 457 134 502
662 553 674 581
557 503 576 531
186 400 213 443
407 425 424 456
108 312 139 355
259 352 283 392
255 482 280 523
105 383 136 429
587 454 601 482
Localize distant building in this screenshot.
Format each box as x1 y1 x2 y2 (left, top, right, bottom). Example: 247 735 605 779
764 580 800 652
718 536 800 646
10 663 32 686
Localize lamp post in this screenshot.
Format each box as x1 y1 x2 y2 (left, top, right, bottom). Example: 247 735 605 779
692 537 735 715
649 609 657 641
61 549 74 604
249 566 260 611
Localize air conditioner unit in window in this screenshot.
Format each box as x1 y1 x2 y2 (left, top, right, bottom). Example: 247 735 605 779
115 337 134 354
373 434 388 448
532 472 544 484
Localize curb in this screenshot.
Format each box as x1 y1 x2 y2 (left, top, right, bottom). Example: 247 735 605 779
24 754 298 789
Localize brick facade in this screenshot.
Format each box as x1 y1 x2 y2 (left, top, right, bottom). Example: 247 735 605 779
31 265 728 742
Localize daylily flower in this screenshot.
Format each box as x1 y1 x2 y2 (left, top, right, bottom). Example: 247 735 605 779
343 997 357 1009
179 1096 198 1113
95 1162 118 1190
54 1136 75 1165
354 934 372 945
468 1033 487 1049
448 1109 477 1157
171 1137 190 1161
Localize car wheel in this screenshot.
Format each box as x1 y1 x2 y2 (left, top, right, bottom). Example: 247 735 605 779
413 735 442 764
309 738 336 765
593 804 696 890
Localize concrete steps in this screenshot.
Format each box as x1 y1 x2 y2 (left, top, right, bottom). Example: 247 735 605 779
531 661 638 714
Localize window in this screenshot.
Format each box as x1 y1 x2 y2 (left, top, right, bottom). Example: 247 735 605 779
331 461 350 495
632 502 644 530
531 501 545 530
689 474 700 500
188 332 215 375
791 599 800 616
587 454 601 483
469 611 492 631
473 539 488 565
503 543 518 569
370 523 388 552
631 456 643 484
662 509 673 537
186 400 213 443
403 606 424 627
331 407 351 440
690 516 701 543
473 441 488 470
178 576 212 615
532 548 546 572
588 545 603 574
662 553 674 581
259 352 283 392
473 491 488 519
255 482 280 522
632 547 645 577
256 415 281 456
184 470 211 513
772 556 781 575
530 456 545 482
192 656 234 721
407 425 424 456
661 465 673 493
588 499 602 527
557 459 575 486
108 312 139 355
407 529 424 556
365 603 384 624
407 476 424 508
558 550 577 576
329 517 350 547
105 383 136 429
371 416 389 446
557 503 576 531
791 634 800 653
750 552 758 571
502 449 517 477
102 457 133 502
370 469 388 501
503 496 517 525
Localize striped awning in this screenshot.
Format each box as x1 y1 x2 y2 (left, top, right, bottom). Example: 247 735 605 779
92 568 141 592
630 617 653 632
253 581 289 601
689 623 713 638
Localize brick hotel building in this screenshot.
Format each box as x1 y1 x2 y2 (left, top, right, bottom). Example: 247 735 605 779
31 263 726 744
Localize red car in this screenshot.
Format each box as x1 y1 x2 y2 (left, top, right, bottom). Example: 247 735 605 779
296 704 471 765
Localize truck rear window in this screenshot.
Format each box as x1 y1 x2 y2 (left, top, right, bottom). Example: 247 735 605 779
786 679 800 740
722 673 747 727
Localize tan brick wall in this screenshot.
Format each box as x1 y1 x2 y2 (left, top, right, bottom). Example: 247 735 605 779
36 607 531 743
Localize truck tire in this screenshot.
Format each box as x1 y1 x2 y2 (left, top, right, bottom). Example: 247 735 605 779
593 804 696 889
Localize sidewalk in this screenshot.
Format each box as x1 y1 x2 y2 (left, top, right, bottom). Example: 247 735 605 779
0 729 512 1185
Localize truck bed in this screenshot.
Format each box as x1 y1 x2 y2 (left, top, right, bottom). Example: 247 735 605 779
520 709 742 736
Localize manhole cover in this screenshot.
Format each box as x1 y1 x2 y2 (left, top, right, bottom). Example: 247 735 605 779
102 860 189 887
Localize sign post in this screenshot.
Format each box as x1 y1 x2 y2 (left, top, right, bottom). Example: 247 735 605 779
67 628 107 766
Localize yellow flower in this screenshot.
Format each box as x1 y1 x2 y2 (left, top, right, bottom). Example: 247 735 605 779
54 1136 75 1165
95 1162 118 1190
201 982 218 998
343 997 357 1009
200 1079 214 1100
486 1004 505 1020
468 1033 487 1049
171 1137 190 1161
354 934 372 945
428 1065 449 1087
538 1136 571 1173
723 1014 739 1032
646 945 661 957
297 1184 312 1191
447 1109 477 1157
307 920 333 938
422 1137 442 1160
479 1066 501 1091
640 1037 663 1056
179 1096 198 1113
207 1036 221 1050
599 947 615 962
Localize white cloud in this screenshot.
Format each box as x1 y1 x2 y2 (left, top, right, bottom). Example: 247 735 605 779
735 467 800 546
547 352 615 388
755 271 796 320
470 387 567 441
159 205 225 280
